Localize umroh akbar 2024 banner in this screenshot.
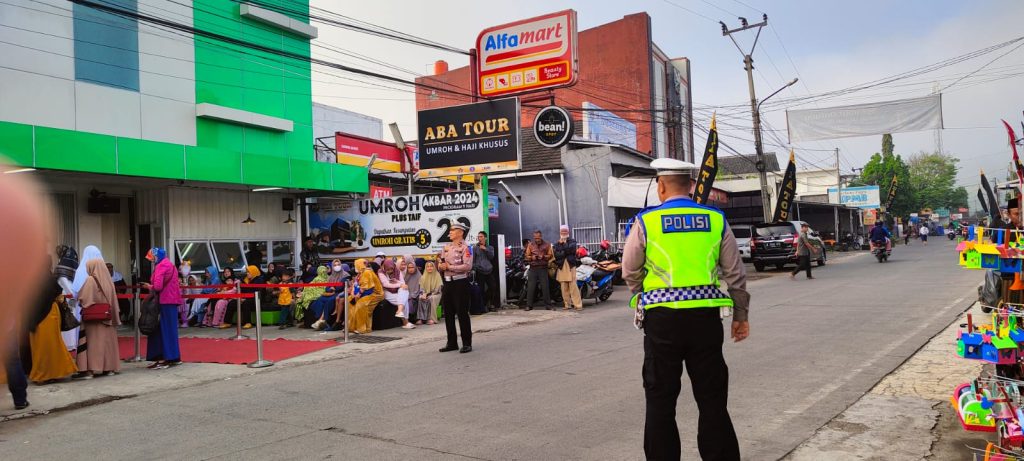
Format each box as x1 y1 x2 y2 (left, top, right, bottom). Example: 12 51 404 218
307 191 485 259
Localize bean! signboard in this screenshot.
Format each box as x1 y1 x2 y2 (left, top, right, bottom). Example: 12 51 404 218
476 10 578 98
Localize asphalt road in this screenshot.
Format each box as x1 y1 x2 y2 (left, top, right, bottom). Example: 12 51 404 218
0 238 980 460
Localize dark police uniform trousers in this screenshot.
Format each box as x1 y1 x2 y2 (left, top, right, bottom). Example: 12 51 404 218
442 278 472 347
643 307 739 461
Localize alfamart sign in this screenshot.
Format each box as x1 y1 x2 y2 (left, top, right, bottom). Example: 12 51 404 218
476 10 578 98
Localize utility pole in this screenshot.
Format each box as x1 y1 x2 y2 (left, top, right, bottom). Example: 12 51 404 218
722 15 771 221
835 148 842 204
835 147 841 239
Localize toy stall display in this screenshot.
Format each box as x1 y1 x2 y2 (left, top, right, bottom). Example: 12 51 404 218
954 227 1024 458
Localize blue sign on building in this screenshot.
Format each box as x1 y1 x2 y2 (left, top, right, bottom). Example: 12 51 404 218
581 102 637 149
827 185 881 209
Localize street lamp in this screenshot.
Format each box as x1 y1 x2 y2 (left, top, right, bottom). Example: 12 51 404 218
757 78 798 115
752 77 798 221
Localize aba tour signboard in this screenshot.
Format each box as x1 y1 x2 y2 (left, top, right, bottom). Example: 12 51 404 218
476 10 578 97
416 97 520 178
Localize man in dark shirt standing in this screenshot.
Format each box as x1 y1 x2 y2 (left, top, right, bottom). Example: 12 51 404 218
524 230 553 310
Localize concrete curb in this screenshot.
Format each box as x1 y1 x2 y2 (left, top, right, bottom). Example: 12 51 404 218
0 300 607 423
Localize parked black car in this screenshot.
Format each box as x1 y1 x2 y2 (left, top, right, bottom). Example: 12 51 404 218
750 220 826 272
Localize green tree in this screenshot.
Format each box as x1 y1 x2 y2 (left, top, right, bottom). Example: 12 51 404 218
854 134 914 217
907 152 967 210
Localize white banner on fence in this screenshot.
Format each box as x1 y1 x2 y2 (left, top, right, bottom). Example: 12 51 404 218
607 176 660 208
307 191 485 259
787 94 943 143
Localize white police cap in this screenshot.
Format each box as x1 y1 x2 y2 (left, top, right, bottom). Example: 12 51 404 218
650 158 697 176
450 222 470 231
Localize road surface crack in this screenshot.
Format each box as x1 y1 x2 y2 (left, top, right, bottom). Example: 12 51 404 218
319 427 494 460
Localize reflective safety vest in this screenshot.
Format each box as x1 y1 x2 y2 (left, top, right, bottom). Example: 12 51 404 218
632 198 734 310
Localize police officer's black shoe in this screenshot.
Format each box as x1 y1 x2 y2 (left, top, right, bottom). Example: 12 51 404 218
439 345 459 353
459 346 472 353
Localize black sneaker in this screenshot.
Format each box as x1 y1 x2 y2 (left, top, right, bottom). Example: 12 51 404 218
439 344 459 353
14 401 29 410
459 346 473 353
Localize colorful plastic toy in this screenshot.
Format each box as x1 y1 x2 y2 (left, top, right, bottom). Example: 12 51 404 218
983 335 1020 365
953 382 997 432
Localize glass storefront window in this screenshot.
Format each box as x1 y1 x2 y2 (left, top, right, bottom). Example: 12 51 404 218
244 241 267 268
175 241 212 274
212 241 245 272
271 240 294 267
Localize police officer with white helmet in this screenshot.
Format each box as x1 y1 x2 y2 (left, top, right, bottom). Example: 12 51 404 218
622 158 750 460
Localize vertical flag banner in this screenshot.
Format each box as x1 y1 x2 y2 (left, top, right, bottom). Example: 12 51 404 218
692 115 718 204
772 150 797 222
977 188 989 214
1003 120 1024 197
885 176 898 211
981 169 1001 226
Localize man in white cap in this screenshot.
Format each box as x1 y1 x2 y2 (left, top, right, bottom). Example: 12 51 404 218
622 157 750 460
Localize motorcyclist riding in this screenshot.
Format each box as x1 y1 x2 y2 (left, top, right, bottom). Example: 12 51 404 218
869 221 892 254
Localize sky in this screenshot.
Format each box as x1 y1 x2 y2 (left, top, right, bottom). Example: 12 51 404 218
308 0 1024 211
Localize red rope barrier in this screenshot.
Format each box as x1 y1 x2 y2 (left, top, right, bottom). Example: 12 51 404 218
241 282 346 289
181 293 254 300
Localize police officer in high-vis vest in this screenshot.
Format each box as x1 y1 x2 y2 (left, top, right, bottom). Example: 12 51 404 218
622 158 750 461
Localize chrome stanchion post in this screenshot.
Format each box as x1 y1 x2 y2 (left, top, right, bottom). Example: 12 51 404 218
248 292 273 368
130 288 143 362
229 279 248 340
343 280 349 344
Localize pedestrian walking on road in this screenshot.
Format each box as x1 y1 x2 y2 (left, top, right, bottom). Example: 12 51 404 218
919 224 929 245
622 158 750 461
790 223 816 280
438 222 474 353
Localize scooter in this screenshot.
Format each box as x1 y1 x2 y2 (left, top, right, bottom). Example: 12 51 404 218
576 258 620 303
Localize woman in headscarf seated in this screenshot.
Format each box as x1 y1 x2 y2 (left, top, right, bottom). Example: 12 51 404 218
401 255 423 324
295 266 329 327
191 266 220 327
206 267 239 328
230 265 266 330
379 258 414 330
307 261 349 330
348 259 383 334
417 260 443 325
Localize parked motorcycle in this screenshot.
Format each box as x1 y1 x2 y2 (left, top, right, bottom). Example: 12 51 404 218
576 258 619 303
837 232 858 252
503 252 562 306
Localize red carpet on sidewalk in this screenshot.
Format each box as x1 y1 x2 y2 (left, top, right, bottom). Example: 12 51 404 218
118 336 339 365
